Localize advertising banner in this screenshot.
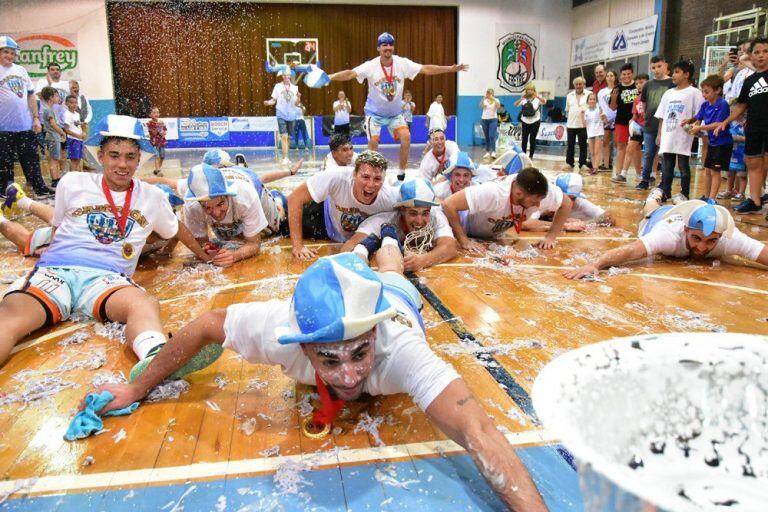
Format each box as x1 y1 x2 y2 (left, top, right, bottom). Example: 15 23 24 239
228 116 278 132
178 117 230 142
12 33 80 80
571 15 658 66
537 123 567 142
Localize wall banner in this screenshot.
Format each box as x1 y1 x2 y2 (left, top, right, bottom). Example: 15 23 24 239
12 33 80 80
571 15 658 66
496 24 540 93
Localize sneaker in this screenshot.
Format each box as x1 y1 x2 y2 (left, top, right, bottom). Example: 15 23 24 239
235 153 247 167
2 183 25 217
635 181 649 190
380 223 403 253
672 193 688 205
649 176 657 184
732 193 745 201
610 174 627 183
152 169 163 176
281 158 291 166
579 165 590 173
704 198 717 205
33 186 56 199
490 152 496 159
358 232 382 255
482 152 490 160
733 198 762 214
129 342 224 382
716 190 732 200
598 164 608 171
698 195 708 202
761 193 768 204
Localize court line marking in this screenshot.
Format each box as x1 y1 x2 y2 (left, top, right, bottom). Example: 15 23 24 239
0 429 558 497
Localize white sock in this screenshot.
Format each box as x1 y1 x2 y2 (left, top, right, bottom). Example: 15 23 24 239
17 196 33 210
621 169 628 176
132 330 166 360
353 245 369 259
382 237 399 248
0 212 7 225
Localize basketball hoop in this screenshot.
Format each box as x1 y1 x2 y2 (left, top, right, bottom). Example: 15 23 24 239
403 224 435 255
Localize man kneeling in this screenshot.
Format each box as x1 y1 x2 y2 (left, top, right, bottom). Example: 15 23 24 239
89 249 547 511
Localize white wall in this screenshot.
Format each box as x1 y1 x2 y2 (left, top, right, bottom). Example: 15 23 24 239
572 0 655 39
0 0 113 100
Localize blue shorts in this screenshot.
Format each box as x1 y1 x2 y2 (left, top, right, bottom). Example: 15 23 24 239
45 138 62 160
365 114 408 140
5 265 139 324
277 118 295 136
67 138 83 159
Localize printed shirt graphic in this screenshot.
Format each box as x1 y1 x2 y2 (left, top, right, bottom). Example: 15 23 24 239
38 173 179 276
306 168 398 242
0 64 34 132
614 83 639 124
147 120 167 147
464 175 563 238
738 70 768 131
655 86 704 156
419 140 459 181
402 101 415 122
271 82 300 121
354 55 422 118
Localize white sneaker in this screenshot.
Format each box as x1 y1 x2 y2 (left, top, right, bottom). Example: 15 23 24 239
483 152 491 160
672 193 688 205
281 158 291 166
579 165 590 173
643 188 664 217
490 152 496 159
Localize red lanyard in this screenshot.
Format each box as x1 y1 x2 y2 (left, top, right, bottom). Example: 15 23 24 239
433 151 446 171
508 195 526 234
101 177 134 236
380 61 394 84
312 372 346 427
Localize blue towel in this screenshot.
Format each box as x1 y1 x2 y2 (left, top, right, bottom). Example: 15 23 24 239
64 391 139 441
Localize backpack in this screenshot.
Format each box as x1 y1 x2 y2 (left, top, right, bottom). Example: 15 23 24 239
521 100 536 118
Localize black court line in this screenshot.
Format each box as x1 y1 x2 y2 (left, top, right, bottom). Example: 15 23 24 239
407 274 576 470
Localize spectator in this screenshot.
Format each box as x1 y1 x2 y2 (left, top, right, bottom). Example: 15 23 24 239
39 86 66 188
690 74 731 203
723 40 754 103
625 73 649 181
718 116 747 201
147 107 167 175
497 103 511 123
292 97 311 150
402 90 415 132
565 76 589 171
63 94 86 172
34 62 68 102
333 90 351 135
426 93 447 132
515 83 547 159
581 92 606 174
479 88 500 160
592 64 607 94
637 55 674 190
0 35 55 198
597 70 617 170
69 80 96 170
609 63 639 183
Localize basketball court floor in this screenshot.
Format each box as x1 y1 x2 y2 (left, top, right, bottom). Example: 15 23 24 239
0 145 766 511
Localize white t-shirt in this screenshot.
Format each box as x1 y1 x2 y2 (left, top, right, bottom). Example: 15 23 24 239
271 82 299 121
356 209 455 246
426 101 447 131
519 98 541 124
402 101 415 122
63 109 82 138
320 151 358 173
655 86 705 156
571 198 605 221
583 106 604 138
725 67 754 103
481 98 499 120
433 180 454 201
640 221 764 260
597 88 616 125
0 63 34 132
354 55 422 118
34 78 69 102
306 168 398 242
463 175 563 238
38 173 179 276
222 288 460 411
184 180 268 241
565 91 588 128
333 100 351 125
419 140 459 181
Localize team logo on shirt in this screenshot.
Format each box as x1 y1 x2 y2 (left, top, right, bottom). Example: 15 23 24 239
665 102 685 131
748 77 768 97
0 76 26 98
87 213 136 244
337 206 368 232
373 77 401 102
497 33 537 93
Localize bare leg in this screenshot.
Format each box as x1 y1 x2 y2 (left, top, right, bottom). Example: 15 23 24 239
281 134 290 160
629 141 642 175
615 142 627 175
0 293 49 367
398 131 411 171
592 138 602 169
27 200 54 224
0 221 33 253
708 169 721 199
602 129 612 168
375 243 404 275
746 156 766 204
702 168 712 199
725 172 735 194
103 286 163 356
70 159 81 172
368 137 380 152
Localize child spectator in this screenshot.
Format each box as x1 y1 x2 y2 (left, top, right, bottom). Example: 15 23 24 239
62 95 86 172
718 117 747 201
581 92 605 174
626 73 649 179
39 86 65 187
147 107 167 175
402 90 415 132
689 75 732 203
655 60 704 203
333 91 351 135
292 99 311 150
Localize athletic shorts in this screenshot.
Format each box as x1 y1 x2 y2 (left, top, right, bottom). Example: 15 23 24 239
24 227 55 256
67 138 83 160
588 135 603 141
704 144 733 172
603 121 615 131
615 123 630 144
5 265 140 325
629 121 644 142
744 129 768 157
277 118 296 136
45 138 61 160
364 114 409 141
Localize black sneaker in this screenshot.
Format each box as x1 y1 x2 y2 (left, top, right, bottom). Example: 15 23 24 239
733 198 762 214
610 174 627 183
635 181 649 190
235 153 247 167
761 193 768 204
34 187 56 199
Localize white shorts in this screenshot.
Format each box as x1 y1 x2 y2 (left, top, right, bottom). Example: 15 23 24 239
365 114 409 140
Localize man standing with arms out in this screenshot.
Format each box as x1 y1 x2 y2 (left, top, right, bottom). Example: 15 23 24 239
637 56 674 190
264 69 300 166
328 33 468 179
592 64 607 94
0 36 55 198
333 90 351 135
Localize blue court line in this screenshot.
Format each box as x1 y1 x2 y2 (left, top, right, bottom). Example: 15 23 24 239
3 447 582 511
407 274 577 471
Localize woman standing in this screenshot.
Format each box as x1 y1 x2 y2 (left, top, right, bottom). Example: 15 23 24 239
597 70 617 171
514 84 547 158
479 88 500 159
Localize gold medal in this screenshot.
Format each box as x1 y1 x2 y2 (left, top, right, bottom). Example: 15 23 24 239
122 242 135 259
301 417 331 439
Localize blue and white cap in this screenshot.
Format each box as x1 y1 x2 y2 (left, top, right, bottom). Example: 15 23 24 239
395 178 440 208
443 151 477 177
686 203 734 236
555 172 586 198
154 184 184 208
184 163 238 202
0 36 19 51
497 150 532 176
304 64 330 89
84 115 154 153
377 32 395 46
203 149 234 167
278 253 397 345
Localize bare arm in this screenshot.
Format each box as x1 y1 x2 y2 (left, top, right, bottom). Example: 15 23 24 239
563 239 648 279
261 159 303 184
536 195 572 249
714 102 747 135
28 94 41 134
328 69 357 81
264 98 277 106
420 63 469 75
513 97 525 107
443 190 485 255
140 176 180 190
213 233 261 267
404 236 458 272
426 379 547 511
609 88 619 111
174 222 212 262
288 182 318 260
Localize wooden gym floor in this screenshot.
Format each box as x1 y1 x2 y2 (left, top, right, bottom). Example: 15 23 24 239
0 146 766 511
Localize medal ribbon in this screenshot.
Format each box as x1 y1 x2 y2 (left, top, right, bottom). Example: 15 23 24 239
508 192 526 234
433 151 446 172
101 177 134 237
312 371 346 427
380 61 394 84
